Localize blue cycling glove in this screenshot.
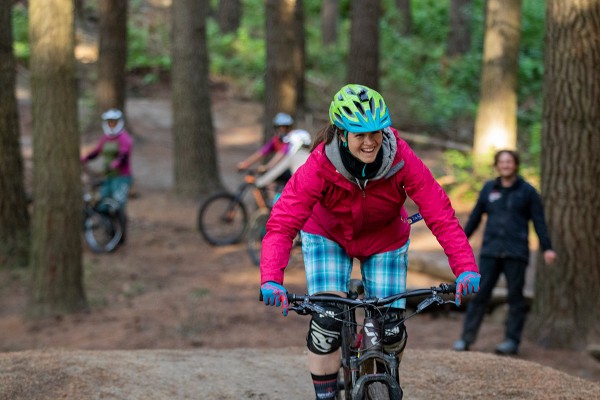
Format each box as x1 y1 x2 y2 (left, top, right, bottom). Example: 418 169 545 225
455 271 481 306
260 281 289 316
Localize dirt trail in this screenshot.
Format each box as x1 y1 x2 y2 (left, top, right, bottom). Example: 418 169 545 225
2 87 600 399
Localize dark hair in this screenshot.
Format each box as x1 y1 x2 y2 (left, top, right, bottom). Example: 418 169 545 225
494 150 520 169
311 125 342 151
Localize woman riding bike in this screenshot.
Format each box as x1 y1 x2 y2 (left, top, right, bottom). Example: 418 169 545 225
259 84 481 399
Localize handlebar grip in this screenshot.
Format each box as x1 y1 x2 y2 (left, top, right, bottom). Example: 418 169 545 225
441 283 457 294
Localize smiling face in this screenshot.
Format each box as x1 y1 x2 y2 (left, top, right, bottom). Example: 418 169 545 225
494 151 519 179
342 130 383 163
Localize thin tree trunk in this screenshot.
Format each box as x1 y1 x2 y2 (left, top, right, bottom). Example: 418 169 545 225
321 0 338 46
528 0 600 350
216 0 241 34
0 0 30 268
396 0 412 36
294 0 306 111
172 0 221 198
472 0 522 167
347 0 380 89
447 0 472 56
28 0 87 317
265 0 298 138
96 0 128 114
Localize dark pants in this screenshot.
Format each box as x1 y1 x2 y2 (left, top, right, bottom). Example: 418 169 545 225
461 256 528 345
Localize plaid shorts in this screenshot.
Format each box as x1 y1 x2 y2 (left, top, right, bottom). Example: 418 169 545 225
301 232 409 309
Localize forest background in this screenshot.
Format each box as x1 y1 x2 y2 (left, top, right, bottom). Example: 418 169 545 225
1 1 600 397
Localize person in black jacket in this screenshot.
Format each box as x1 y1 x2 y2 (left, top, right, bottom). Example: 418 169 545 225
453 150 557 355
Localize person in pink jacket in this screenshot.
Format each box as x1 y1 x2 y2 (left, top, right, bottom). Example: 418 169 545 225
259 84 480 400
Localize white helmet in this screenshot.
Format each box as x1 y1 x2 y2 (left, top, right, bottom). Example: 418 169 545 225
284 129 312 147
272 112 294 127
101 108 125 137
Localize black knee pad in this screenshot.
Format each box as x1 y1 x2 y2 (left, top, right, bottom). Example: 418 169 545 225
306 301 344 355
381 308 407 351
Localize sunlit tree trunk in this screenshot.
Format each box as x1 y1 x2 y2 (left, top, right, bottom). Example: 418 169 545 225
348 0 380 89
0 0 30 268
28 0 87 317
447 0 472 57
396 0 412 36
321 0 338 46
265 0 298 137
96 0 128 115
528 0 600 350
172 0 221 198
216 0 241 34
472 0 522 168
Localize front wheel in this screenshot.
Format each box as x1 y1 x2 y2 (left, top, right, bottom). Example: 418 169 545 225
246 208 270 266
83 209 123 253
198 192 248 245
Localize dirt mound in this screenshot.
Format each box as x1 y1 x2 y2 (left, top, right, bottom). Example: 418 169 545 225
1 348 598 400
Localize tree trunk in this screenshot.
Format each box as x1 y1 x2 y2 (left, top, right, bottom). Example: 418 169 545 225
396 0 412 36
216 0 241 34
96 0 128 115
347 0 380 90
528 0 600 350
28 0 87 317
447 0 472 56
0 0 30 268
472 0 521 167
172 0 221 198
265 0 298 137
321 0 338 46
294 0 306 111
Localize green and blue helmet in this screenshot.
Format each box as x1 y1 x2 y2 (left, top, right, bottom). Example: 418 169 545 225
329 84 391 133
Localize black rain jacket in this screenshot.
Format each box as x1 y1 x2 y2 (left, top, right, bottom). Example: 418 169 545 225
464 176 553 261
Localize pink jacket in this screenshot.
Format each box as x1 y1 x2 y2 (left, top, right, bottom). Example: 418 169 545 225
260 129 477 285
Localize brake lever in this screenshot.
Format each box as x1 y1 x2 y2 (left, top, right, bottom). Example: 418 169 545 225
416 294 446 313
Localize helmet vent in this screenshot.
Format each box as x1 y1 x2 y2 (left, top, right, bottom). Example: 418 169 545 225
342 106 354 117
358 88 368 102
353 101 365 116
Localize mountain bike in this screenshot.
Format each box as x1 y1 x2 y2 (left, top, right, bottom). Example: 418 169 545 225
82 171 123 253
246 207 302 266
197 169 272 245
287 280 456 399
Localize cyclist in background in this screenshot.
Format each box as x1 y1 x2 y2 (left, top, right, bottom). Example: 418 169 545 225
80 108 133 245
259 84 481 399
237 112 295 185
254 128 312 196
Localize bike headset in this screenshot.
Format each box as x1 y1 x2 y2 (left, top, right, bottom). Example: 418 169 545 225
101 108 125 138
328 84 392 138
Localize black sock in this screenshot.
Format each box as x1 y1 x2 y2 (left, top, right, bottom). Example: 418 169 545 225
311 372 338 399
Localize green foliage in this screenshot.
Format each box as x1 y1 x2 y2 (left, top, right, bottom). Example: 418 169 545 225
442 149 488 201
11 4 29 63
10 0 546 173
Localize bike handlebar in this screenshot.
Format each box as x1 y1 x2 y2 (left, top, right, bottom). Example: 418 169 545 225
287 283 456 308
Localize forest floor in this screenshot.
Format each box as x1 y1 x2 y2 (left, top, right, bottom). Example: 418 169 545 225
1 80 599 399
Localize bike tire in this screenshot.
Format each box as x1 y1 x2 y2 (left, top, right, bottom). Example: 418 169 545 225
366 382 390 400
83 210 123 253
246 208 270 266
198 192 248 245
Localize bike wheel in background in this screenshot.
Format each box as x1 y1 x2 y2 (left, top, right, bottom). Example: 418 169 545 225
198 192 248 245
246 208 270 266
84 210 123 253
